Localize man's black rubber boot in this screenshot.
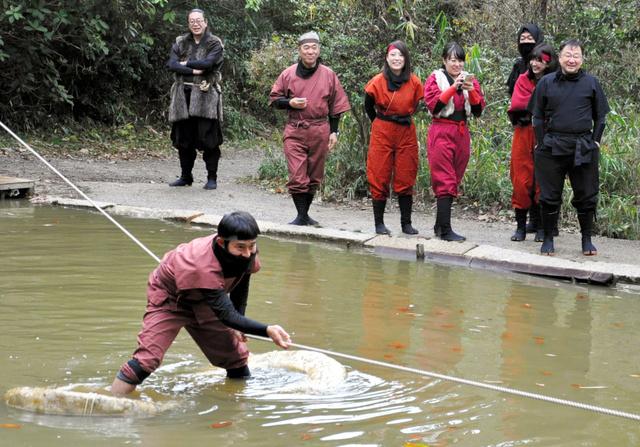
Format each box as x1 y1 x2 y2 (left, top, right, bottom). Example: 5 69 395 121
436 196 465 242
526 204 539 233
511 208 527 241
399 195 419 235
578 210 597 256
305 192 319 226
169 175 193 187
372 199 391 235
540 205 559 255
289 193 310 225
203 174 217 190
226 365 251 379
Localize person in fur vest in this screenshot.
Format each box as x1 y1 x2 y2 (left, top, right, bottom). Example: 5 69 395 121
167 8 224 190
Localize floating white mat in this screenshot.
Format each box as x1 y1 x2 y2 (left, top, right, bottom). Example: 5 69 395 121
4 350 347 416
4 386 175 417
248 350 347 392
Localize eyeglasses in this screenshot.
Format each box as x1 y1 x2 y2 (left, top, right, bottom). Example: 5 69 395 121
189 19 205 25
560 53 582 60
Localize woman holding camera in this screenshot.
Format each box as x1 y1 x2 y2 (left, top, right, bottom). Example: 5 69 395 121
424 42 485 241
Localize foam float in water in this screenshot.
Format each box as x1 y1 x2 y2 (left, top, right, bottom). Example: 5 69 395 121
4 350 347 416
3 386 175 417
247 350 347 393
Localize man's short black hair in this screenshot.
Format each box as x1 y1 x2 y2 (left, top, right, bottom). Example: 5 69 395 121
217 211 260 240
559 39 585 56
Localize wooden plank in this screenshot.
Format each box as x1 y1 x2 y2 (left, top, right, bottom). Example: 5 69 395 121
0 175 35 198
0 175 35 190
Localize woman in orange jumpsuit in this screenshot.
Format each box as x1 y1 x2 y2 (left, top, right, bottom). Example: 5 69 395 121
364 40 423 235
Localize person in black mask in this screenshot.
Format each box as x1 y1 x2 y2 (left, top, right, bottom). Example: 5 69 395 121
506 24 544 96
505 23 545 234
111 211 291 396
528 39 610 256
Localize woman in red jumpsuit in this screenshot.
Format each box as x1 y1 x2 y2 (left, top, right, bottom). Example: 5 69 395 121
507 43 557 242
424 42 485 241
364 40 423 235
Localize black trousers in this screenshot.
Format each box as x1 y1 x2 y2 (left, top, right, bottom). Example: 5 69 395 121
170 116 222 178
534 148 599 212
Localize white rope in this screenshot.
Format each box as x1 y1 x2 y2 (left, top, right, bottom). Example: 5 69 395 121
2 120 639 422
247 335 640 421
0 121 161 264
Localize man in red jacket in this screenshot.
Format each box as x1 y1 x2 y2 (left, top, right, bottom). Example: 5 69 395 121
269 32 351 226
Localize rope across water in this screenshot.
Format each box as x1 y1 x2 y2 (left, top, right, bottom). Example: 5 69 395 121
2 119 639 422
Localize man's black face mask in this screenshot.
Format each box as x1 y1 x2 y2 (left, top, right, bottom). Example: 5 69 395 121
518 42 536 60
214 240 256 278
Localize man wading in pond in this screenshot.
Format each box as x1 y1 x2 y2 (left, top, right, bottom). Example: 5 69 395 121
269 32 351 226
111 212 291 395
167 8 224 190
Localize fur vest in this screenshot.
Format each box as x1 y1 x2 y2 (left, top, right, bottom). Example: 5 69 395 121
169 31 223 123
431 69 471 118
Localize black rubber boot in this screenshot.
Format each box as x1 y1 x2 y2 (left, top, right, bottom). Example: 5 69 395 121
436 196 465 242
226 365 251 379
526 204 539 233
540 205 559 255
171 146 196 187
305 192 319 226
289 193 310 225
398 195 419 235
372 199 391 235
203 173 217 190
511 208 527 241
578 210 597 256
433 201 442 237
169 174 193 187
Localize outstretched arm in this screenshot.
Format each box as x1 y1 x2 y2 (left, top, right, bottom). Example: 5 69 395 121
202 287 291 348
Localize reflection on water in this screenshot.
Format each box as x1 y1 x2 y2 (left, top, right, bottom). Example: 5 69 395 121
1 202 640 446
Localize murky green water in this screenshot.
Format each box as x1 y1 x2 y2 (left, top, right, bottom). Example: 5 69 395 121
1 202 640 446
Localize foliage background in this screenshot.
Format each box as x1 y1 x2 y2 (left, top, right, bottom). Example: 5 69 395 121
1 0 638 237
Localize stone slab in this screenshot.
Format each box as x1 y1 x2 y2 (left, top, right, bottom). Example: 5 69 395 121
465 245 640 284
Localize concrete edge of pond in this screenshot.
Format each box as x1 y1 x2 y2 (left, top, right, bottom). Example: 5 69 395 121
38 195 640 287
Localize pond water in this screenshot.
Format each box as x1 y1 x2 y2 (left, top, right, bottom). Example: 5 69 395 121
1 202 639 446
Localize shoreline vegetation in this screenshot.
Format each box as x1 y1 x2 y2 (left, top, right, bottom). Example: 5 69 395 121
1 0 638 238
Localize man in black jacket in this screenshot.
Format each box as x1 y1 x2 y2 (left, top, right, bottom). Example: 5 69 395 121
529 39 610 256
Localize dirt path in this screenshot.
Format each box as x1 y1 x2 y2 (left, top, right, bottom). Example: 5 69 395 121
2 145 640 269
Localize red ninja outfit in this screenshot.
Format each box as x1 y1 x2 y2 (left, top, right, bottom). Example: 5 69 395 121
365 73 423 200
269 64 351 194
508 72 539 209
117 234 263 384
424 70 485 198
